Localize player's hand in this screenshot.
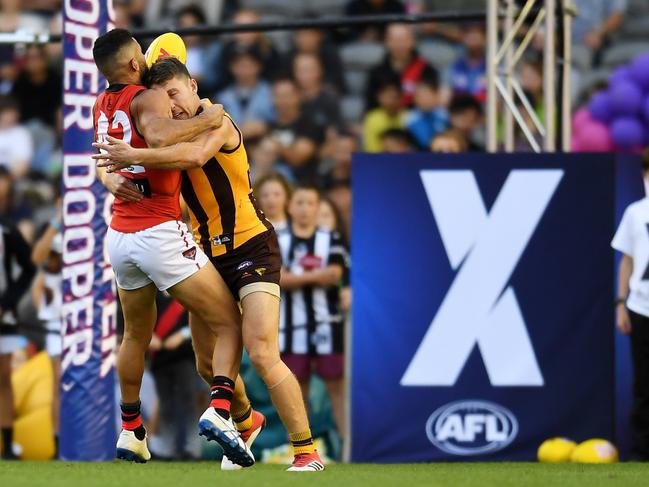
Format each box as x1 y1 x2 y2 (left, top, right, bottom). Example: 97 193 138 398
616 304 632 335
102 172 143 203
201 101 225 128
92 136 139 172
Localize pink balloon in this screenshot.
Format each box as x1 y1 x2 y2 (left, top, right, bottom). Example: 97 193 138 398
572 108 594 136
577 120 614 152
571 135 584 152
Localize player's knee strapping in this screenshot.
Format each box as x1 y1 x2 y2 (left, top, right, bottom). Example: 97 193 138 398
262 360 293 390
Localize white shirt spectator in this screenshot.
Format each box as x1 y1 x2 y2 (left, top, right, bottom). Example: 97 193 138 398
612 197 649 318
0 124 33 177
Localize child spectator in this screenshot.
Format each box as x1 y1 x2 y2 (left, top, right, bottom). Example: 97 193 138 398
430 129 468 153
445 23 487 103
448 94 484 151
0 96 33 179
406 74 449 150
381 128 417 153
278 185 350 439
254 172 292 233
363 74 407 152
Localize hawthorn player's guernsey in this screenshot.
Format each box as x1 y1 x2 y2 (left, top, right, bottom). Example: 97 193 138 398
93 84 182 233
181 113 271 258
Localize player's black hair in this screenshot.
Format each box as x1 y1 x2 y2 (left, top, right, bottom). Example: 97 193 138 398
92 28 135 77
449 93 483 115
144 57 191 87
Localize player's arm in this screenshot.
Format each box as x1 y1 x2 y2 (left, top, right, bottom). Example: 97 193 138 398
131 88 225 148
280 264 343 290
93 118 239 171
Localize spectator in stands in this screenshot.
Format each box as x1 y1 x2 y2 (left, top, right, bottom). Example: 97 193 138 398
269 77 325 184
448 94 484 151
254 172 292 233
143 0 238 26
11 44 61 128
248 135 284 182
217 9 281 91
345 0 406 41
519 58 544 114
0 0 47 33
279 185 350 440
175 5 214 97
31 209 62 458
366 23 438 109
381 128 417 153
0 213 35 460
217 44 275 139
321 131 356 190
445 23 486 103
363 74 407 152
317 196 352 322
293 53 343 133
0 46 17 95
430 129 468 153
572 0 627 66
0 96 33 179
407 74 449 150
285 24 346 95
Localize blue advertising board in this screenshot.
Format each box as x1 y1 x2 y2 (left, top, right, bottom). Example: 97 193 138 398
351 153 633 462
61 0 116 460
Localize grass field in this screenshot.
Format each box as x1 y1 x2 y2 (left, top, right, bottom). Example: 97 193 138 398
1 462 649 487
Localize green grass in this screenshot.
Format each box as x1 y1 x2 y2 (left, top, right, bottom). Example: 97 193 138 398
1 462 649 487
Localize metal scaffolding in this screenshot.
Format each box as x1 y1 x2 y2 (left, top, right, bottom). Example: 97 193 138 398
486 0 575 152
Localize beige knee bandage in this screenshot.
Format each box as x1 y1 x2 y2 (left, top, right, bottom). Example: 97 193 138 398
264 360 293 390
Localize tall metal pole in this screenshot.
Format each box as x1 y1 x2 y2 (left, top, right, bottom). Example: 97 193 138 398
504 0 515 152
487 0 499 152
543 0 557 151
562 0 574 151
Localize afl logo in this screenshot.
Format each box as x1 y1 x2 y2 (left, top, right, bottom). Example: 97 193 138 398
425 400 518 456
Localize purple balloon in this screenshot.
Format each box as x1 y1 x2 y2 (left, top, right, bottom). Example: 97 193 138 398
609 80 644 116
588 91 612 123
577 120 613 152
630 54 649 90
610 66 632 85
610 117 646 149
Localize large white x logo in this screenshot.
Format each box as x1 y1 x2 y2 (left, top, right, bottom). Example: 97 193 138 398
401 169 563 387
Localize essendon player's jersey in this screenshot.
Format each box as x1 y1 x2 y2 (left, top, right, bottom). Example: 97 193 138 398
93 84 182 233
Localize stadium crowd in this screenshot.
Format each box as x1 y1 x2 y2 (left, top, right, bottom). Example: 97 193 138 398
0 0 645 461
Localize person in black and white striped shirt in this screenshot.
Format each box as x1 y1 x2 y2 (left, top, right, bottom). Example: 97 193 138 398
278 185 349 438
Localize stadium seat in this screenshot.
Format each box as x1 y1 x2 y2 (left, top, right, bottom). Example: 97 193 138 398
344 69 368 96
339 42 385 70
418 40 460 73
602 41 649 68
571 45 592 71
619 16 649 41
341 95 365 123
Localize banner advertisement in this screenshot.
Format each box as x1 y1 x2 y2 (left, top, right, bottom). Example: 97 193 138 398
351 153 630 462
61 0 116 461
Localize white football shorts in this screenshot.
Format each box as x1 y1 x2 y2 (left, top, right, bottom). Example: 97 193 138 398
107 220 208 291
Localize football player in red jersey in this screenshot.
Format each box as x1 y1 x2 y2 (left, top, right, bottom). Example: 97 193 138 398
92 29 253 467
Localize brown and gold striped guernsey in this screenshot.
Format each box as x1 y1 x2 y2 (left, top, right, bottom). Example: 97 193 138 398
181 113 271 258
